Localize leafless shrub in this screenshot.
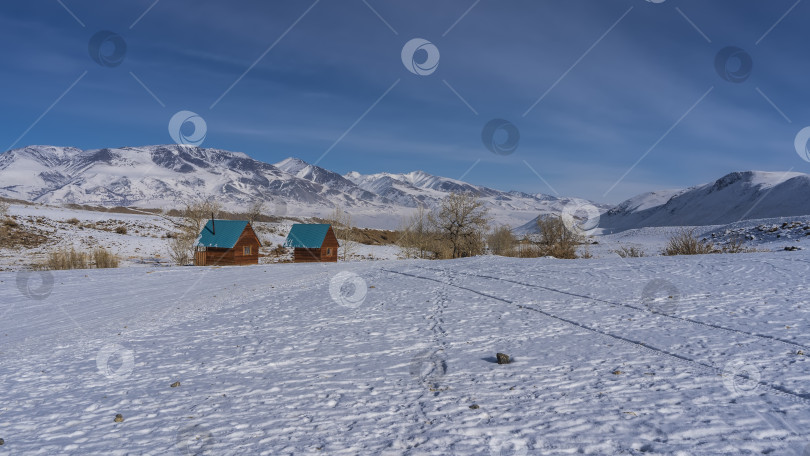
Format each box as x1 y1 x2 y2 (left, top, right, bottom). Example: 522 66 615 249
514 239 544 258
487 225 515 256
169 234 194 266
65 218 80 225
46 248 89 270
93 248 119 268
397 204 434 259
663 229 715 256
614 245 645 258
0 200 9 217
115 226 128 235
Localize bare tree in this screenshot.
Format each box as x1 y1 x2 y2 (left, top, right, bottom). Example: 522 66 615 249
430 193 490 259
246 200 265 224
397 204 434 259
327 204 358 261
167 197 221 265
536 215 581 259
487 225 515 256
183 197 221 235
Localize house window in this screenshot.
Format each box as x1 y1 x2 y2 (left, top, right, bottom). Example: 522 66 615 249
326 248 332 256
244 246 251 255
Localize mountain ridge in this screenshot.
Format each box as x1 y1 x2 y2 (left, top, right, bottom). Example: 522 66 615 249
0 145 573 229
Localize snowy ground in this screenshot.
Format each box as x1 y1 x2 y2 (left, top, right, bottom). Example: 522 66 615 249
590 215 810 259
2 251 810 455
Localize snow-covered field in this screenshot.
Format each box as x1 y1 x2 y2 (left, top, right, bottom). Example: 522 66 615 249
0 202 402 270
2 251 810 455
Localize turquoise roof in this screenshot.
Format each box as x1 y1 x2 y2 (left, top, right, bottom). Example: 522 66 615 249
284 224 334 248
196 220 254 248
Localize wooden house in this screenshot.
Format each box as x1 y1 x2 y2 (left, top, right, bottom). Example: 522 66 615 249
284 224 339 263
194 219 261 266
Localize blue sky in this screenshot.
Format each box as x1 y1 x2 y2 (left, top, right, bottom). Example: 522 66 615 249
0 0 808 204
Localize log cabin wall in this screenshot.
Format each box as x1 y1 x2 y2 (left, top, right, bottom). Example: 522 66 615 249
321 227 339 262
294 247 323 263
232 225 261 265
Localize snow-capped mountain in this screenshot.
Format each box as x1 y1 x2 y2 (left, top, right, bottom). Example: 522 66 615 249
0 145 571 228
345 170 501 208
599 171 810 232
0 145 340 209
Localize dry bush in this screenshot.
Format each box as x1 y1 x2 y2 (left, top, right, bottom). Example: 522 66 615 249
47 248 89 270
487 225 515 256
0 200 9 217
66 218 80 225
169 234 194 266
93 248 119 268
514 240 544 258
429 193 490 259
663 229 715 256
269 243 288 257
614 245 645 258
115 226 128 235
3 218 18 228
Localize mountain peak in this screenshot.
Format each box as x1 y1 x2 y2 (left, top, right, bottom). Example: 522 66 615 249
601 170 810 232
274 157 312 174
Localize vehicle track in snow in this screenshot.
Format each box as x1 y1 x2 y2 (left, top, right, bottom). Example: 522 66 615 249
382 266 810 407
411 264 810 354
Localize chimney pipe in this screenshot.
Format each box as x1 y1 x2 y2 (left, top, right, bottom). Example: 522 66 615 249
211 212 215 235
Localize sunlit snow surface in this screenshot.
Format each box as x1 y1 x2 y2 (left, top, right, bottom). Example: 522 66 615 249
1 253 809 455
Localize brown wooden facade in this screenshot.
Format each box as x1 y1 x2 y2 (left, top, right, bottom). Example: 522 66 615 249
194 223 261 266
292 226 339 263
